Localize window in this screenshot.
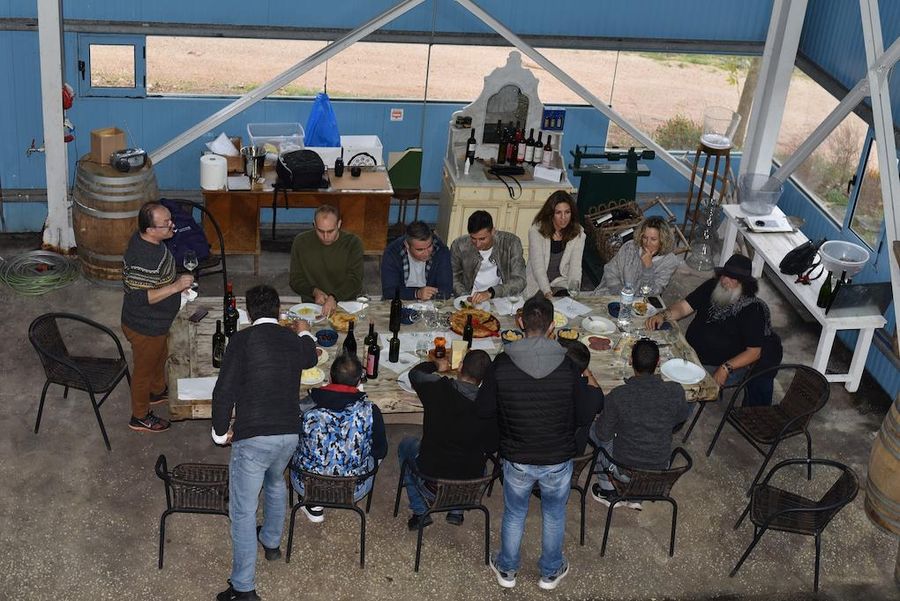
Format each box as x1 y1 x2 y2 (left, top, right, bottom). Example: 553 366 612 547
851 136 884 249
145 37 428 100
776 68 868 224
77 35 145 97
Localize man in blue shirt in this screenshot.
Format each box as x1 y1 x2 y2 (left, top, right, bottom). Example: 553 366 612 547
381 221 452 301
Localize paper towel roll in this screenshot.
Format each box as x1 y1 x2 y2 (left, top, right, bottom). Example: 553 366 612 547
200 154 227 190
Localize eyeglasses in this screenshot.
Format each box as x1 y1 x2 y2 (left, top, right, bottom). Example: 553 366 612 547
150 220 173 229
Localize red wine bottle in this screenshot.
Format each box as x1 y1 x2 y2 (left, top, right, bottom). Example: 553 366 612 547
533 131 544 166
524 128 536 164
496 120 507 165
516 125 527 164
542 134 553 168
505 122 516 163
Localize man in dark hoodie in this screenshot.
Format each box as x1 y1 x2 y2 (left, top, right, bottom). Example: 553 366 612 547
212 285 318 601
477 294 602 591
291 352 387 523
398 349 493 530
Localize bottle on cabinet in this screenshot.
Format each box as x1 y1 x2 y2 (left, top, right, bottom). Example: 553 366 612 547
496 120 507 165
541 134 554 168
505 122 517 165
533 131 544 165
515 124 527 164
523 128 536 164
465 129 477 164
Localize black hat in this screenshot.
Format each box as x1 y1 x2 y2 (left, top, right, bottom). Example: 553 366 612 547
714 254 756 283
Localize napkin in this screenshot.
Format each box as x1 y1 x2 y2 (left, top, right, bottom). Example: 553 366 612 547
177 376 218 400
379 352 420 374
238 308 251 325
180 288 198 309
470 338 497 351
206 132 239 156
492 297 524 316
338 301 368 314
552 297 591 319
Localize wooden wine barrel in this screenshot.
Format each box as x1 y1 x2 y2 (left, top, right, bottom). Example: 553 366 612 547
72 156 159 281
864 393 900 585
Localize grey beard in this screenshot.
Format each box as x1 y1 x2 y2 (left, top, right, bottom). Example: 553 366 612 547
711 281 742 307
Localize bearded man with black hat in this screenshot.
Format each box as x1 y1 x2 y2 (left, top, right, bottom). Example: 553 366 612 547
647 254 783 406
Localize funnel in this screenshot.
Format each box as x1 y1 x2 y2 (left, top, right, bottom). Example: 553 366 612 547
819 240 869 278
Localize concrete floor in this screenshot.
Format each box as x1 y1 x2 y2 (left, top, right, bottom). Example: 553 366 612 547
0 232 897 601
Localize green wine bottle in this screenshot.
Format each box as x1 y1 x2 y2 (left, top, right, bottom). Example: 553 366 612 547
816 271 833 309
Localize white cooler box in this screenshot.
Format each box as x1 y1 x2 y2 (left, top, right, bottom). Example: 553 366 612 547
309 135 384 166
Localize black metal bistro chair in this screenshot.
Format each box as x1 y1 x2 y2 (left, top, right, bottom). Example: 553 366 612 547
29 313 131 451
680 361 757 444
594 446 693 557
155 454 229 569
393 459 497 572
706 364 830 495
286 462 379 568
730 458 859 592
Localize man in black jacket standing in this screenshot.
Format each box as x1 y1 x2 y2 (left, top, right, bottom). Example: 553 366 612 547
212 285 317 601
477 294 602 591
398 349 493 530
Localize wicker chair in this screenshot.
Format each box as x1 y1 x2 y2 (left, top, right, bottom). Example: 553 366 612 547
154 454 229 569
29 313 131 451
595 447 693 557
731 458 859 592
706 364 829 495
392 460 497 572
286 462 379 568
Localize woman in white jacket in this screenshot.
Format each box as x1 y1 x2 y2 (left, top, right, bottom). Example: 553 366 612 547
525 191 586 298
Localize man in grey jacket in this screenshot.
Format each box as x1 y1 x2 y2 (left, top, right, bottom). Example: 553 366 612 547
590 338 690 509
450 210 526 305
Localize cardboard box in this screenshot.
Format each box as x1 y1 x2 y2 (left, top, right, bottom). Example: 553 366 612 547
223 137 243 174
90 127 126 165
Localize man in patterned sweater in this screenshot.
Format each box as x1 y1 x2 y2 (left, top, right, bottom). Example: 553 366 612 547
121 202 194 433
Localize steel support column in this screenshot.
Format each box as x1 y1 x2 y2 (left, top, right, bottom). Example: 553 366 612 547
859 0 900 341
37 0 74 251
739 0 807 178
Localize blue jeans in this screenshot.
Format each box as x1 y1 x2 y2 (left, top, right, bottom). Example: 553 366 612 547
704 364 775 407
495 460 572 579
229 434 298 593
397 436 463 519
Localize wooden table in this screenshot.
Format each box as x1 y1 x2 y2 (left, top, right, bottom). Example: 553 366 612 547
720 204 885 392
202 168 393 274
166 296 718 421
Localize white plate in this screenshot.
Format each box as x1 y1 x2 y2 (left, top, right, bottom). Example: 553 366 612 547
397 370 415 394
454 295 491 311
582 316 616 334
660 359 707 385
316 348 329 366
631 301 659 318
288 303 325 323
301 366 326 386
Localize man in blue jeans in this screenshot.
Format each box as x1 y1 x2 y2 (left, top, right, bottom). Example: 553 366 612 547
398 349 492 530
211 285 317 601
477 294 602 590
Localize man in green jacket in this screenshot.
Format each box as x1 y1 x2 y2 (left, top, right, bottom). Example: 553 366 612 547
289 205 363 316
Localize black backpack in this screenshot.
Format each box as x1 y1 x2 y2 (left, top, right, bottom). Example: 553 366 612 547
779 238 824 276
276 149 325 190
160 198 211 265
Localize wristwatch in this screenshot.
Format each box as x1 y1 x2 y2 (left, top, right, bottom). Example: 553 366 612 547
723 362 734 374
488 287 496 299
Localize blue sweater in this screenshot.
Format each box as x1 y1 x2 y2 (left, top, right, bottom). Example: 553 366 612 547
380 234 452 300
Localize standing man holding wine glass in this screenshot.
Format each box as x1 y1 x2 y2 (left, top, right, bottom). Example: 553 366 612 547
121 202 194 433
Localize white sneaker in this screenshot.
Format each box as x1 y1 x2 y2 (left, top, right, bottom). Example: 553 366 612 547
538 562 570 590
301 505 325 523
489 557 516 588
591 484 642 510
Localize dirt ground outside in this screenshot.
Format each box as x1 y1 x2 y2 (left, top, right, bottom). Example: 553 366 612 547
90 38 868 154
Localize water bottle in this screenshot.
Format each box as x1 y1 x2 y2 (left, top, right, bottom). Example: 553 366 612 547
618 282 634 329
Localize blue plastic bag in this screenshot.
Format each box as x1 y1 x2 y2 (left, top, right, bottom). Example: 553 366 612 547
305 92 341 147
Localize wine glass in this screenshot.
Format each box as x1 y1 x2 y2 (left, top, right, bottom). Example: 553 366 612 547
639 283 653 297
567 280 580 300
356 295 370 320
183 250 199 289
415 336 430 359
433 291 448 312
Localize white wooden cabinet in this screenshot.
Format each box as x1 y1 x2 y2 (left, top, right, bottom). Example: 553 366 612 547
437 160 575 260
